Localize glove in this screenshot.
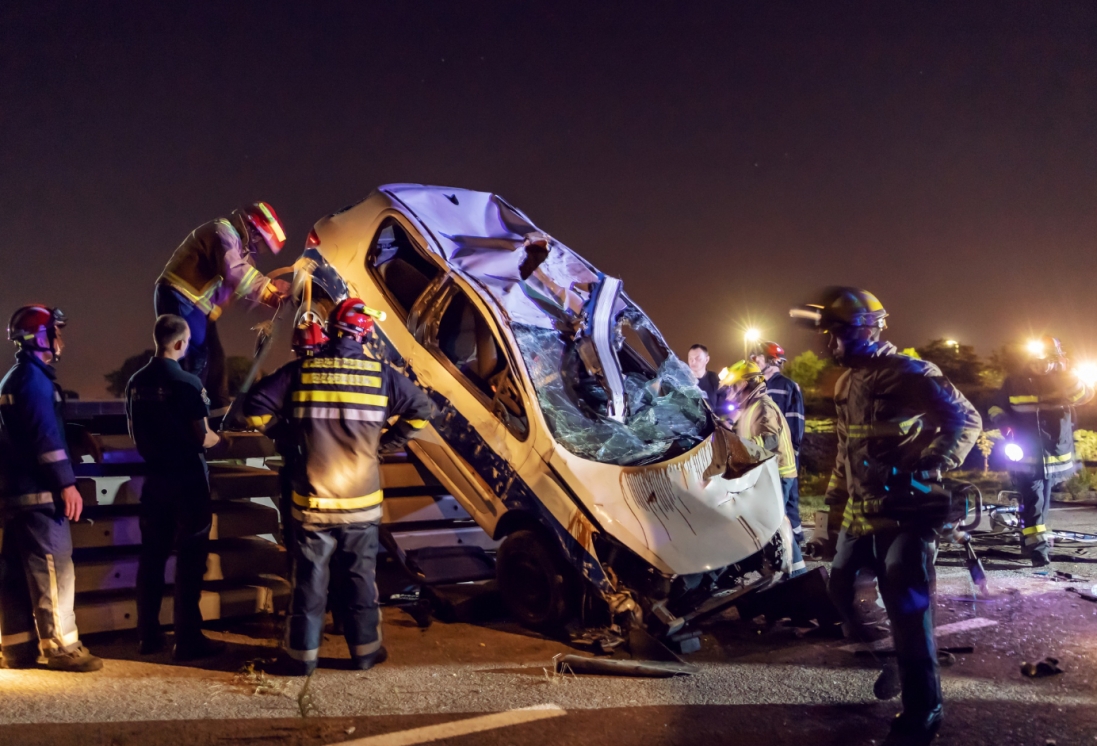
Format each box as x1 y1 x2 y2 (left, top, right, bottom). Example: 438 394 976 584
913 454 951 480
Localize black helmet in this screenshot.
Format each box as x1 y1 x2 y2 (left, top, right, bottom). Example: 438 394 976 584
790 287 887 333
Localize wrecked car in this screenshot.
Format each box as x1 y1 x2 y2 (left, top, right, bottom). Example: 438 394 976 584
272 184 795 638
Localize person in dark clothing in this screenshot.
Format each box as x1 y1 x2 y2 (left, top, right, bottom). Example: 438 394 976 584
155 202 290 412
126 314 225 660
244 299 434 675
750 340 806 543
0 305 102 672
687 344 723 411
988 336 1094 566
792 287 981 745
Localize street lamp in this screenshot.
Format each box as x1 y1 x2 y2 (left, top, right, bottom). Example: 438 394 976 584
744 328 761 356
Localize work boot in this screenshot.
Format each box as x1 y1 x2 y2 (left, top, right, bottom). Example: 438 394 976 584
45 645 103 673
883 706 943 745
1 650 39 670
267 654 317 677
173 635 227 662
139 633 168 656
1030 551 1051 568
353 646 388 671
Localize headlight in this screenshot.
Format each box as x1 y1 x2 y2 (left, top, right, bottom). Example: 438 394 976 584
1005 443 1024 462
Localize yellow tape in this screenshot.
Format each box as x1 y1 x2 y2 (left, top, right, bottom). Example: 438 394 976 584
1022 524 1046 536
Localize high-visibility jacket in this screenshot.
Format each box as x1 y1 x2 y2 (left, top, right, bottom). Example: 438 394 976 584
734 389 798 479
0 351 76 511
243 336 434 525
157 215 276 321
988 371 1094 483
762 368 805 453
824 343 981 537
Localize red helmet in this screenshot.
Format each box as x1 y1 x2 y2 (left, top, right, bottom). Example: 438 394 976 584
8 305 66 350
292 320 329 357
330 298 375 342
240 201 286 254
752 340 786 364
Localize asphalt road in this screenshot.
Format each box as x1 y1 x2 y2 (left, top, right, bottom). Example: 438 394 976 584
4 504 1097 746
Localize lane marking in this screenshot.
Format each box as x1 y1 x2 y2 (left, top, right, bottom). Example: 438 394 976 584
840 617 998 653
338 704 567 746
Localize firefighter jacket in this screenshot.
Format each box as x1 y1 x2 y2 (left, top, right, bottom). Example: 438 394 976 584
157 214 277 321
243 336 434 526
825 343 982 537
762 367 805 453
733 384 798 479
0 351 76 511
988 371 1093 483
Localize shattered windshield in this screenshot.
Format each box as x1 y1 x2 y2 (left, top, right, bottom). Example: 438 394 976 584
513 307 710 466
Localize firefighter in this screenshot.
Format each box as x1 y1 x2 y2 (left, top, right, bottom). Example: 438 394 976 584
687 344 723 410
155 202 291 413
988 337 1094 566
721 359 805 576
126 314 226 660
749 340 806 544
243 298 433 675
0 305 103 672
791 287 980 744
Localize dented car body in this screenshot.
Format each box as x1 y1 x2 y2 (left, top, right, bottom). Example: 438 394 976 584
294 184 793 631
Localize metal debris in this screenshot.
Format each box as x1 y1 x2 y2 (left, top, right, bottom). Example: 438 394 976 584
1021 657 1063 678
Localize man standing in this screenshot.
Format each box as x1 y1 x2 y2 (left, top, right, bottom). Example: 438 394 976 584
721 359 805 577
155 202 290 412
791 287 980 744
126 314 225 660
749 341 806 544
0 305 102 672
244 298 433 675
687 344 722 410
988 337 1093 566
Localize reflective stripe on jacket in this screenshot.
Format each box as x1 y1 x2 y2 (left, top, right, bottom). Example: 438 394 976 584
735 393 797 478
0 351 75 510
243 336 434 525
988 372 1094 482
824 344 982 537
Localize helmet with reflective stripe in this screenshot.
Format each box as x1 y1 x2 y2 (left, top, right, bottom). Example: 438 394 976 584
719 359 763 386
292 319 329 357
752 340 786 364
330 298 375 342
8 305 67 350
1026 336 1064 361
790 286 887 333
240 201 286 254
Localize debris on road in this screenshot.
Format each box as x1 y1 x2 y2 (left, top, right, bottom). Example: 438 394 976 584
554 654 698 678
1021 658 1064 678
1065 586 1097 603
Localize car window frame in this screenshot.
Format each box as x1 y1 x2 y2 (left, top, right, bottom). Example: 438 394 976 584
363 213 445 323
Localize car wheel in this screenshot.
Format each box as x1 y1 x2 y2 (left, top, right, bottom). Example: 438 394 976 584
496 529 576 629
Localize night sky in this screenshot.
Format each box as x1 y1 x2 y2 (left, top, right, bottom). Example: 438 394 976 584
3 2 1095 396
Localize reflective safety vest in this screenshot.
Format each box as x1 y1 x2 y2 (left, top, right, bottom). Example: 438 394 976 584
988 371 1094 482
243 336 434 525
736 394 798 479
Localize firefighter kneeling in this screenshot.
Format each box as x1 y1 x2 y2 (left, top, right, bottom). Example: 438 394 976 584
244 298 433 675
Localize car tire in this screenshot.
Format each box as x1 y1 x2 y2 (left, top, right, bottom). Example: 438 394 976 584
496 529 576 630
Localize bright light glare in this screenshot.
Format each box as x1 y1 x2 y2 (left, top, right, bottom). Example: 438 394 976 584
1026 339 1045 357
1076 361 1097 387
744 328 762 343
945 339 958 348
1004 443 1024 462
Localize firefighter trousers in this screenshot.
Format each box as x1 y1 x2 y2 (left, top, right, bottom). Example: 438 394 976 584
1013 476 1053 559
0 507 82 660
284 518 381 673
828 527 941 718
136 472 213 646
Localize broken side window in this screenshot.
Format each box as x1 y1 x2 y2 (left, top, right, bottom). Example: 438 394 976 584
367 218 443 318
433 284 528 438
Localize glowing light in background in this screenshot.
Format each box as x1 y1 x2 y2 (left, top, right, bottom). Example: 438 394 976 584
1075 361 1097 387
1004 443 1024 462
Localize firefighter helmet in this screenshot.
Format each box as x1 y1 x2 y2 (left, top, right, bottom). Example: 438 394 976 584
292 319 329 357
790 287 887 333
329 298 375 342
239 202 286 254
1026 336 1064 361
719 359 763 386
8 305 66 351
752 340 787 364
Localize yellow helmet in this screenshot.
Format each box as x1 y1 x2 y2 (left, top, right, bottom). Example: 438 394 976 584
719 359 762 386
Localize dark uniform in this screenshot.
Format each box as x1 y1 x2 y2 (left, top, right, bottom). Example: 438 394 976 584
125 356 214 649
243 334 433 672
0 350 83 661
763 368 805 540
988 371 1093 561
695 370 722 411
825 343 981 724
156 215 279 410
